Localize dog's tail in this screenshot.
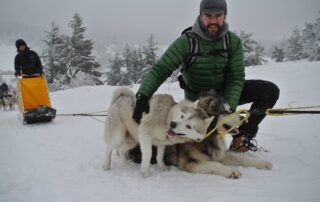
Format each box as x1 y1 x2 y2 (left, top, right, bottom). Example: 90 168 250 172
110 87 135 105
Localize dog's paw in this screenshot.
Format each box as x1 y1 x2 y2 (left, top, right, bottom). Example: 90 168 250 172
229 169 242 179
158 164 170 171
255 161 273 170
140 167 151 177
103 164 110 171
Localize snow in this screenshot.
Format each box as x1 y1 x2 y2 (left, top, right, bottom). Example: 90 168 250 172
0 44 16 72
1 61 320 202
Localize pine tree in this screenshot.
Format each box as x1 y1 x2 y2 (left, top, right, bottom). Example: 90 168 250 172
301 23 316 59
106 35 159 85
42 22 68 84
66 13 102 86
107 52 127 85
308 14 320 61
287 28 304 61
238 31 265 66
143 35 158 67
123 44 144 84
271 46 285 62
141 34 159 79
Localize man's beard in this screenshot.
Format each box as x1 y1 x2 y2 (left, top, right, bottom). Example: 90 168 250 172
206 23 222 37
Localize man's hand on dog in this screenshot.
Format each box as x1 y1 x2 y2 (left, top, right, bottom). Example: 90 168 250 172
133 93 150 124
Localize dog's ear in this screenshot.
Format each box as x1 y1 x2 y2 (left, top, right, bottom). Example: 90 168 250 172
192 100 200 109
198 96 214 111
196 107 209 119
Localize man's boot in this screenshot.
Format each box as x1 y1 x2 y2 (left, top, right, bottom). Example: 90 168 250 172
229 135 258 152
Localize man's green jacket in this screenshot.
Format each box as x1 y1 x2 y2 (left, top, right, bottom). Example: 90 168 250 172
137 31 245 111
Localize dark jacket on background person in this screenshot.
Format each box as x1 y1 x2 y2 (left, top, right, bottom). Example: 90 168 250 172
14 47 43 76
0 82 9 95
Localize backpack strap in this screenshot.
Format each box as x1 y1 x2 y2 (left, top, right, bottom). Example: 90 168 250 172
222 32 230 61
180 27 199 73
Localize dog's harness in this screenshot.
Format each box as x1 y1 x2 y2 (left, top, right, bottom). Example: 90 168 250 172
198 105 320 142
198 109 251 142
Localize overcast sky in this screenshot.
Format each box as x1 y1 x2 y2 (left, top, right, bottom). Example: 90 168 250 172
1 0 320 45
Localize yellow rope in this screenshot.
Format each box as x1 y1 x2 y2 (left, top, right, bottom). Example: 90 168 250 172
198 109 250 142
272 105 320 110
266 109 293 116
199 105 320 142
266 105 320 116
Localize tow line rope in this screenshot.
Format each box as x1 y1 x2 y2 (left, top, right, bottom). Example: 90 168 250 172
266 105 320 116
56 110 108 117
56 110 108 123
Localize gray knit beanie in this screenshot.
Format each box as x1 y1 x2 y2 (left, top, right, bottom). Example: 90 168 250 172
200 0 227 15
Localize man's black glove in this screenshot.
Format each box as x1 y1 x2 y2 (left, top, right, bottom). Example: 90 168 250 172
133 93 150 124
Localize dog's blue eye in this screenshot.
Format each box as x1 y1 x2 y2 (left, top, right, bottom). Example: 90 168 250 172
186 125 192 129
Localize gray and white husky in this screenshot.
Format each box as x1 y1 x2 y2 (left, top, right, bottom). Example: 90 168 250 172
103 87 213 177
163 91 273 178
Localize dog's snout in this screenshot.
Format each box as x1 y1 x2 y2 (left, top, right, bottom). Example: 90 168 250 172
170 121 177 129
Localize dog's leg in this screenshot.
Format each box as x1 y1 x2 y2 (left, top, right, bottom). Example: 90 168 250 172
103 147 113 170
9 99 13 110
118 147 131 164
156 145 169 171
103 130 126 170
180 159 242 178
221 152 273 170
139 133 153 177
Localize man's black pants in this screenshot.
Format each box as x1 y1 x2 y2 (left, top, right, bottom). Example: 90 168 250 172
237 80 280 139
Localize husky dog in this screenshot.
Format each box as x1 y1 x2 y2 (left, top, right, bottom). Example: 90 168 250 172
103 87 213 177
0 93 16 111
163 91 273 178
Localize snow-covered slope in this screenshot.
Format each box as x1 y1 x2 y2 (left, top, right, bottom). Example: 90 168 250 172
1 61 320 202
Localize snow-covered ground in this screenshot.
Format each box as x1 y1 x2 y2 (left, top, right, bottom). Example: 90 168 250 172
1 61 320 202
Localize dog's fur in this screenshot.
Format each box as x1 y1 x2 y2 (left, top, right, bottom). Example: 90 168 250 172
163 133 272 178
163 91 273 178
103 87 213 177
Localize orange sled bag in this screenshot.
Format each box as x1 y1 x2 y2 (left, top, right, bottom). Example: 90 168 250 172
17 76 56 124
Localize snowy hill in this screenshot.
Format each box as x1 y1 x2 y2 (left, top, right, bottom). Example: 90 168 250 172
1 61 320 202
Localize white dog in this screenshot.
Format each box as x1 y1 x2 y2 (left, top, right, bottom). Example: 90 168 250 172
103 87 213 177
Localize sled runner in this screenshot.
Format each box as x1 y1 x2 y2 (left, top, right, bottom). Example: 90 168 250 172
17 75 56 124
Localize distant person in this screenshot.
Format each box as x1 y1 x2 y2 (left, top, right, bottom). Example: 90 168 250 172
131 0 280 152
0 82 9 95
14 39 43 77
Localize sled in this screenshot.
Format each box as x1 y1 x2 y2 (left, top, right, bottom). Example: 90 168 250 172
17 75 56 124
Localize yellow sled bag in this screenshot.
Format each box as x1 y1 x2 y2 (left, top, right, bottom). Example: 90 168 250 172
17 76 56 124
